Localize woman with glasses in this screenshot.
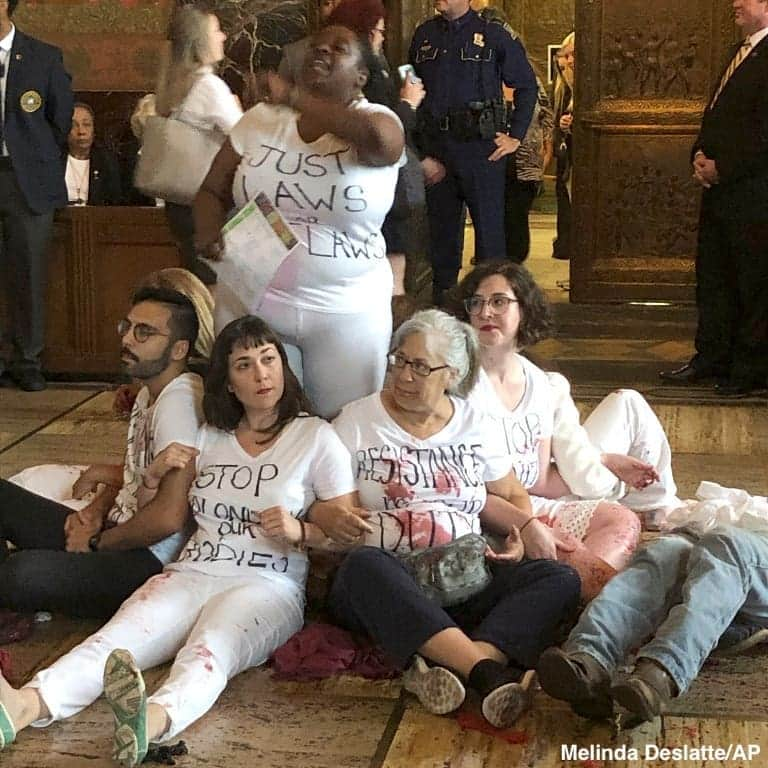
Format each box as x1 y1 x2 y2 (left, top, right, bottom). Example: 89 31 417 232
0 316 358 763
314 309 580 729
453 261 679 598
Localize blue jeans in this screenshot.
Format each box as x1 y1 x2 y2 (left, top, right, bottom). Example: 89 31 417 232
564 526 768 694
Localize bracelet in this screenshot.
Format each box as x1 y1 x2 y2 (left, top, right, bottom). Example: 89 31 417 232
297 519 307 551
519 517 538 534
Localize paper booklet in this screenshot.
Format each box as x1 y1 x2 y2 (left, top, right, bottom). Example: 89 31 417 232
202 192 298 311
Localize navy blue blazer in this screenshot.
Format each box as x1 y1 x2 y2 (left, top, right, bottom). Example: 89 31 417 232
4 30 73 213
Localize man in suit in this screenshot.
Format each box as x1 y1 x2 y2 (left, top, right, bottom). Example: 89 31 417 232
661 0 768 396
0 0 73 391
66 102 123 206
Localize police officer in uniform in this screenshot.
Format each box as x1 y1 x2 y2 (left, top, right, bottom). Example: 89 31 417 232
409 0 536 304
0 0 73 391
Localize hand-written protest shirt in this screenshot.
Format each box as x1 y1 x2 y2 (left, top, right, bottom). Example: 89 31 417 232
169 416 356 586
333 393 513 553
466 357 555 490
108 372 204 564
228 100 403 314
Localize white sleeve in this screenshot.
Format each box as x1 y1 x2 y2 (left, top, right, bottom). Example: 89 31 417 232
309 421 358 500
198 75 243 134
151 378 205 455
547 372 621 499
331 404 360 473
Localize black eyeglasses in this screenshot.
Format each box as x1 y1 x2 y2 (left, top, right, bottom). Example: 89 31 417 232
117 318 170 344
463 294 519 316
387 352 449 378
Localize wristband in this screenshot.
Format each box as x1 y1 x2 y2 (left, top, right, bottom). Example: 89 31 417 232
297 519 307 551
88 532 102 552
519 517 538 534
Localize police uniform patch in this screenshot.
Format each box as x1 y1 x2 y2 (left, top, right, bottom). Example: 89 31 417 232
20 90 42 112
473 33 485 47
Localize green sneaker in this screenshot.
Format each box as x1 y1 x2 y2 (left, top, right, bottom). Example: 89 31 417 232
0 701 16 749
103 649 148 767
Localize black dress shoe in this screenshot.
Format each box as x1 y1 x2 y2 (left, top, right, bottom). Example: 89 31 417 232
659 361 722 384
714 380 764 398
12 369 47 392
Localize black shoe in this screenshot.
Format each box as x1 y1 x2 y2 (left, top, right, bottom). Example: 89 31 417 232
714 380 764 398
0 371 14 388
12 369 47 392
537 647 614 719
658 361 723 385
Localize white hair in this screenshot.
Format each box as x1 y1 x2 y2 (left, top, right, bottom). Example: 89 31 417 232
392 309 480 397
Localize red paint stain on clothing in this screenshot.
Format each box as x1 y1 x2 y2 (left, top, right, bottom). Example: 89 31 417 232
434 471 459 496
385 483 414 502
196 646 213 658
204 662 213 672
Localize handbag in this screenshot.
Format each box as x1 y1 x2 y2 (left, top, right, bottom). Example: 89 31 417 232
134 115 224 205
400 533 492 607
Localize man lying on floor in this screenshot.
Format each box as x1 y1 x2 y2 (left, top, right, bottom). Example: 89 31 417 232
0 285 203 617
537 521 768 721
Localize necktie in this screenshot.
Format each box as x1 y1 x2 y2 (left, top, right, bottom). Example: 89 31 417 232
0 52 5 149
709 40 751 108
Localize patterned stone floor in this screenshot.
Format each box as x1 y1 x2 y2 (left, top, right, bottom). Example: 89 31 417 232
1 386 766 767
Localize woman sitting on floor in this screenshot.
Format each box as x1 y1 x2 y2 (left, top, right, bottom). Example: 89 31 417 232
310 309 581 729
0 316 357 763
452 261 680 597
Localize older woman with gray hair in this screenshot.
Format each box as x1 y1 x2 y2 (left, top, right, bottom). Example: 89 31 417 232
316 309 580 729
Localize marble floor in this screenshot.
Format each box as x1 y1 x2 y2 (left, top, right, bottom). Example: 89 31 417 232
0 384 766 767
0 214 766 766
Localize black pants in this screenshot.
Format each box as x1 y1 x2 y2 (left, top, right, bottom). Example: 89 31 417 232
0 161 55 374
694 189 768 385
425 136 508 292
552 146 572 260
0 479 162 618
164 202 216 285
504 173 538 263
328 547 580 668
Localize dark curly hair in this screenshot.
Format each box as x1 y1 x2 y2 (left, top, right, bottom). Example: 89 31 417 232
7 1 20 16
204 316 313 438
450 261 554 349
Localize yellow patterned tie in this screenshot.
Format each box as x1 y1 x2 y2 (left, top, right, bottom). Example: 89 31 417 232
709 40 752 108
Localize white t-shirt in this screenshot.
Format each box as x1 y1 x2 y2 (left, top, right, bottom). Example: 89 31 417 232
173 68 243 138
228 100 402 314
466 357 555 489
170 416 356 586
108 372 204 564
65 155 90 204
333 393 512 553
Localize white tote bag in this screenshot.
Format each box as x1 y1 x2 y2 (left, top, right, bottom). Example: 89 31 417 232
134 115 224 205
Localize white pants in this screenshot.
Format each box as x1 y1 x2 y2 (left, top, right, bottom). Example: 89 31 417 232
216 286 392 419
583 389 678 512
26 569 304 741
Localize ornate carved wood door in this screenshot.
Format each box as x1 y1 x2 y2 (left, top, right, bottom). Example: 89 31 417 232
571 0 735 303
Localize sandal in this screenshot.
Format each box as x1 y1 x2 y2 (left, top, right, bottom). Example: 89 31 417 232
104 649 148 767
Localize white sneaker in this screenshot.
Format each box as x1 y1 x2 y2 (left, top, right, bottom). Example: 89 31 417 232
481 669 536 729
402 655 466 715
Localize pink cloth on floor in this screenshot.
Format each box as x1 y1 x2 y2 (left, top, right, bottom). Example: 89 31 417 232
271 623 399 681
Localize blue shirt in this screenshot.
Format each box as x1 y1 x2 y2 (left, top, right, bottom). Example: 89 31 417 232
409 9 536 140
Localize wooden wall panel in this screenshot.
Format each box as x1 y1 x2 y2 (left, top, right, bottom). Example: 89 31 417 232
571 0 737 302
43 207 182 377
